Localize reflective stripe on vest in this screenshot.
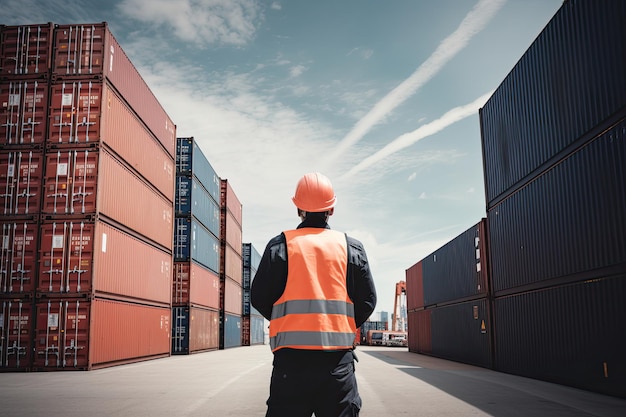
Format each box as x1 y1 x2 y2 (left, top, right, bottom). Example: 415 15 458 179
270 228 355 352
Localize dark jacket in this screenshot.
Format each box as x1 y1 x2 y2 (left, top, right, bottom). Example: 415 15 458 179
251 214 377 367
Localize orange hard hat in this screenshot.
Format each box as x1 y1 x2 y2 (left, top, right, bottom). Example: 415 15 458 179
292 172 336 212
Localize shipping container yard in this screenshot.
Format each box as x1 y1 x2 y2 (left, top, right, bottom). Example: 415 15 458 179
1 0 625 413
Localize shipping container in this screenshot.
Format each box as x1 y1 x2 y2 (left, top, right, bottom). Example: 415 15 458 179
359 320 387 345
47 80 174 200
407 309 431 355
487 116 626 294
0 299 33 370
175 175 220 237
222 277 242 316
223 313 241 349
0 80 49 146
42 147 173 250
405 261 424 311
176 137 220 204
493 274 626 399
1 221 38 295
171 306 219 354
249 315 265 345
429 299 492 368
223 210 243 257
37 219 171 304
172 261 220 309
0 23 54 77
0 150 44 215
173 217 219 273
480 0 626 207
221 178 242 228
33 297 170 370
223 244 242 285
421 219 488 306
51 23 176 157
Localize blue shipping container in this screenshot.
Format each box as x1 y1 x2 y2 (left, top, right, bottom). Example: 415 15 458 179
176 137 221 205
223 313 241 349
175 175 221 238
174 217 220 273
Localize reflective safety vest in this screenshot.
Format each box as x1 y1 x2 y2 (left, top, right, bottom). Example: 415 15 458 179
269 228 356 352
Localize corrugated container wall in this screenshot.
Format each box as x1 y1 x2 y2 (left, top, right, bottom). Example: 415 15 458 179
487 115 626 294
223 313 241 349
173 217 220 273
0 80 49 146
405 261 424 311
407 309 431 355
1 221 38 295
51 23 176 157
493 275 626 399
172 261 220 310
175 176 220 238
421 219 488 306
479 0 626 208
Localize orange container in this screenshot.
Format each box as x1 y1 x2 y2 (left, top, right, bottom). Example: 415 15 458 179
172 261 220 309
37 219 172 303
33 297 171 370
223 277 242 315
405 261 424 311
42 148 173 250
224 244 242 284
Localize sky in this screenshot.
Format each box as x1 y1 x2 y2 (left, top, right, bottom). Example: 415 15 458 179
2 0 563 318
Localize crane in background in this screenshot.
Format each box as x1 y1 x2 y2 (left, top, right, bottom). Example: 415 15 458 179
392 280 407 332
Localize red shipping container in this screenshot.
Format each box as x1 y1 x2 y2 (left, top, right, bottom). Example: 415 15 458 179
51 23 176 157
405 261 424 311
224 211 242 256
0 23 54 77
37 219 171 303
0 299 33 370
224 244 242 284
221 179 242 227
172 261 220 309
1 221 38 295
223 277 242 315
408 309 432 355
0 150 44 215
42 148 173 250
33 297 170 370
172 306 219 354
0 80 49 146
47 81 174 200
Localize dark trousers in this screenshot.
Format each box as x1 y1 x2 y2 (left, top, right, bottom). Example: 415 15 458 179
265 360 362 417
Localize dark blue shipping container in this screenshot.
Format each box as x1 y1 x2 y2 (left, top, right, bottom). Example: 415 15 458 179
223 313 241 349
488 116 626 293
175 176 220 238
176 137 221 205
422 219 488 306
430 298 492 368
173 217 220 273
480 0 626 207
493 275 626 399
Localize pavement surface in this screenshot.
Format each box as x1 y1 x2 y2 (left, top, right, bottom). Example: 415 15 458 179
1 345 624 416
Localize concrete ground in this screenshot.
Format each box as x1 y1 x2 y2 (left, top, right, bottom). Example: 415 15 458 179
0 345 624 416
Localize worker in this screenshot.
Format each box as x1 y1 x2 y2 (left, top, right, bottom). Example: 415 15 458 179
251 172 377 417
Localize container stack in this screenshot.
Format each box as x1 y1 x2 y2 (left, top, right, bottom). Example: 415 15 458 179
406 220 492 368
0 23 53 372
172 137 221 354
479 0 626 397
242 242 264 346
219 179 243 349
1 22 177 371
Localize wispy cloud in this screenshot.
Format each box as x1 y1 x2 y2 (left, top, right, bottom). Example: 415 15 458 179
327 0 506 163
117 0 262 46
340 91 493 179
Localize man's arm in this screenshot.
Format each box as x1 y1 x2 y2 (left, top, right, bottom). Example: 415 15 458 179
251 234 288 321
346 236 377 328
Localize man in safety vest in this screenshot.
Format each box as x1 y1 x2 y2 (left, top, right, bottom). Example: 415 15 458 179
251 172 377 417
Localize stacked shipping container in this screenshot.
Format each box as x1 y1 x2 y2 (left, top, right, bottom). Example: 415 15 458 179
242 242 264 346
171 137 221 354
407 0 626 399
219 179 243 349
1 22 176 370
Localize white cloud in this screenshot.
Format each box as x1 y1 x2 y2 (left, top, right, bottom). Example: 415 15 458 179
289 65 307 78
327 0 506 163
271 2 281 10
408 172 417 181
117 0 262 45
